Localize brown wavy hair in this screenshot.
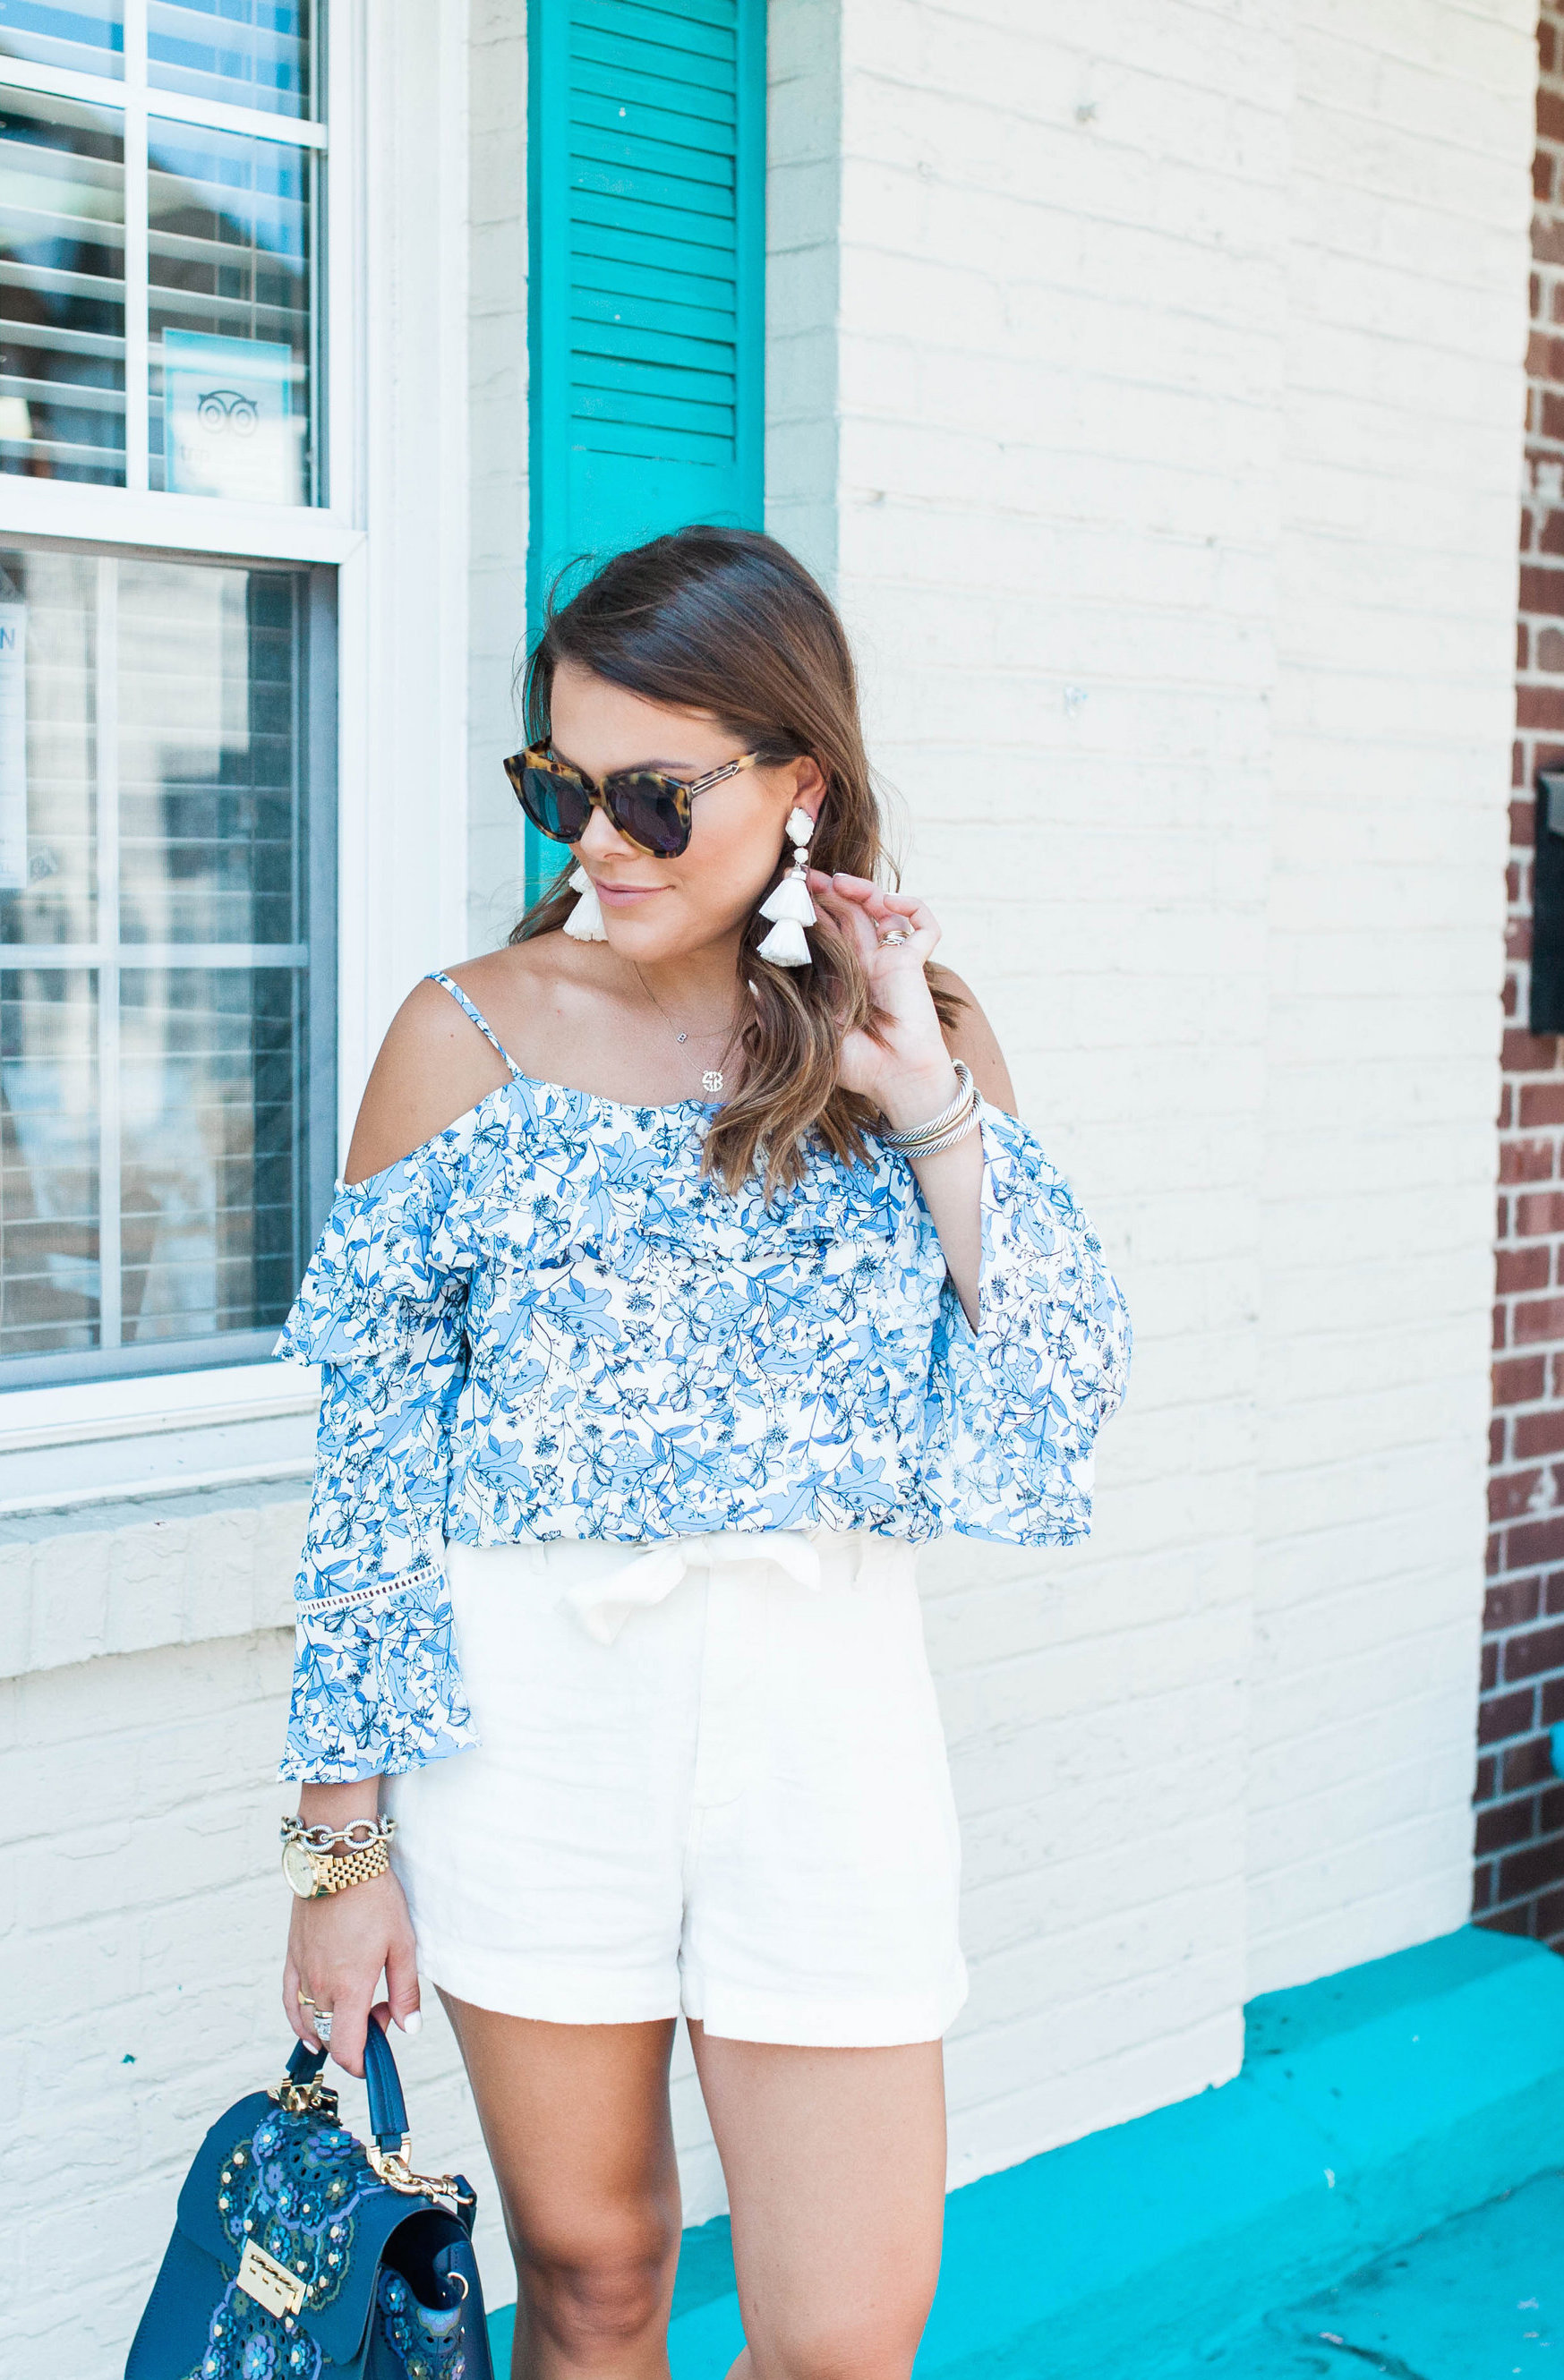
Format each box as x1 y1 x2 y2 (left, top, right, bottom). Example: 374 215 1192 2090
511 525 961 1195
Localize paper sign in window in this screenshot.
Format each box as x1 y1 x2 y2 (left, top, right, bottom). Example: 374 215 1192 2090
161 331 303 506
0 601 26 891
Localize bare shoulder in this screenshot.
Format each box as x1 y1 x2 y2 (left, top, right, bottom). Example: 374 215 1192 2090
930 966 1018 1112
342 970 513 1185
343 935 597 1183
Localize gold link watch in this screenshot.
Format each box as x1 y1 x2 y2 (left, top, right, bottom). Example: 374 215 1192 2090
280 1814 396 1899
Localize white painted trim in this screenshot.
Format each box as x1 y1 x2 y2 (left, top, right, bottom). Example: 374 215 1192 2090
0 1457 314 1520
17 943 310 967
0 1361 318 1451
329 0 370 1143
336 527 371 1151
345 0 471 1145
0 52 330 147
327 0 367 532
0 480 365 560
437 0 473 978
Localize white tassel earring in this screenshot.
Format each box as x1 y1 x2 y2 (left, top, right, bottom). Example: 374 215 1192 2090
562 864 607 943
756 808 817 968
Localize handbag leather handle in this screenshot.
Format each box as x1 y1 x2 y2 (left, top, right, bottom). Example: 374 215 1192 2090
286 2019 409 2149
363 2016 410 2146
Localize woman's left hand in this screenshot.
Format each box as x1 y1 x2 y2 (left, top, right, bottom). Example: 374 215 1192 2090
808 870 960 1128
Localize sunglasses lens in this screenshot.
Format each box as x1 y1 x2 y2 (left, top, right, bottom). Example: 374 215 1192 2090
517 763 590 844
605 773 688 857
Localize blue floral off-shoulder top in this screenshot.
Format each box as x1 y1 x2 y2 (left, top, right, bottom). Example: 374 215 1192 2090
276 973 1132 1781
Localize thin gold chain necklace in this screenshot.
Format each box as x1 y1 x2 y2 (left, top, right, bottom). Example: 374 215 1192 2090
631 963 741 1097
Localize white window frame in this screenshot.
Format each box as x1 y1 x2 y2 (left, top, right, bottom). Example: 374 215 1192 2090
0 0 355 1444
0 0 360 550
0 0 472 1472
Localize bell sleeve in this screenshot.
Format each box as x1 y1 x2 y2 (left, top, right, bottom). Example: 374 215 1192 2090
919 1099 1132 1543
274 1151 479 1783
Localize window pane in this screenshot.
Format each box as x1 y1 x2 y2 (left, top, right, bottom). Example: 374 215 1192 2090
0 544 325 1382
120 963 301 1343
0 548 98 945
149 0 314 120
148 117 313 502
118 559 300 943
0 967 98 1361
0 0 124 80
0 88 126 487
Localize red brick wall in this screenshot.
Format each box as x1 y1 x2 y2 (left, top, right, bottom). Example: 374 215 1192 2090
1478 4 1564 1940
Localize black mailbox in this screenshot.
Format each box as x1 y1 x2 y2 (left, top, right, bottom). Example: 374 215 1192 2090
1534 771 1564 1033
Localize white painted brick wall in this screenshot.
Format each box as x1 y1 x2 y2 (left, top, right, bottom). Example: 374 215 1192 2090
810 0 1530 2174
2 4 1540 2370
828 0 1291 2183
767 0 842 587
1251 0 1534 1993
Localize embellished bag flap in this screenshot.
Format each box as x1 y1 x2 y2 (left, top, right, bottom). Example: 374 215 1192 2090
126 2032 489 2380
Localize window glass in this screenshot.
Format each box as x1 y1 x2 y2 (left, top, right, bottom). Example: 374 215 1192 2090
0 0 124 80
148 116 314 502
0 544 324 1379
148 0 314 120
0 87 126 486
117 556 302 944
0 965 97 1361
0 546 97 939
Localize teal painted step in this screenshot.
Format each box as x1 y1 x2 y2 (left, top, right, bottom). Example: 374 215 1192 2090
486 1926 1564 2379
1175 2169 1564 2376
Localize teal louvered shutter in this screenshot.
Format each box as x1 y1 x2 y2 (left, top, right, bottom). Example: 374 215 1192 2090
527 0 765 602
525 0 766 899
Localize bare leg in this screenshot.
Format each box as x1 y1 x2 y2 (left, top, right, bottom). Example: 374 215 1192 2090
441 1993 682 2380
689 2024 947 2380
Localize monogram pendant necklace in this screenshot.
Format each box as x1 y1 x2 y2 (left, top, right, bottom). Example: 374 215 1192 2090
632 963 739 1098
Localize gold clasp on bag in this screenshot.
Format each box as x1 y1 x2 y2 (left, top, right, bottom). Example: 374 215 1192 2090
237 2239 306 2318
272 2072 338 2120
367 2133 474 2218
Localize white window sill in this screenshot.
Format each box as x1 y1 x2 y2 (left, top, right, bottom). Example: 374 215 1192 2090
0 1361 320 1518
0 477 365 564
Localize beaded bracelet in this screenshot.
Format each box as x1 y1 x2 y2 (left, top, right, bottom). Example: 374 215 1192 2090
880 1061 980 1158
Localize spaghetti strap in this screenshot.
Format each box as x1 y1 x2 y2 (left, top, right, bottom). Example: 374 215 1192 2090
426 969 524 1082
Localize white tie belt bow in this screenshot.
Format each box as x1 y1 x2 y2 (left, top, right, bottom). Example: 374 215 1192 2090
560 1529 828 1645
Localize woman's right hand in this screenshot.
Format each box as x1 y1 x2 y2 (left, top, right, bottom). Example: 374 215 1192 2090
284 1868 422 2078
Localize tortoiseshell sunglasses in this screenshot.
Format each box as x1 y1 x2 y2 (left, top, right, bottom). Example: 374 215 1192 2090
504 744 763 858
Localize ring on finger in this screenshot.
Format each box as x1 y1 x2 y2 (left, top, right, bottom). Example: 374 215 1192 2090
880 926 913 946
299 1992 333 2041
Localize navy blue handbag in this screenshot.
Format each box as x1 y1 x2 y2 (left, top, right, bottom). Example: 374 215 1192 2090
124 2022 493 2380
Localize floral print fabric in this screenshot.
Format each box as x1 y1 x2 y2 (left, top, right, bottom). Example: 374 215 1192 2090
277 1060 1132 1782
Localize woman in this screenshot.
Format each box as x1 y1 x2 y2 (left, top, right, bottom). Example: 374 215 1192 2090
278 526 1130 2380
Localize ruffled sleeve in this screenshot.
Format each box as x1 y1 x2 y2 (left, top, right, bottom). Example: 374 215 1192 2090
918 1098 1131 1543
275 1148 479 1783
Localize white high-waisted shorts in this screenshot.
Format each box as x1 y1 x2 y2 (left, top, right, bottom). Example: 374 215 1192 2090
386 1530 968 2048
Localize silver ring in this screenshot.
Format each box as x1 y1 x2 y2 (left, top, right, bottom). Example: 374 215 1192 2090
880 927 912 946
300 1995 333 2042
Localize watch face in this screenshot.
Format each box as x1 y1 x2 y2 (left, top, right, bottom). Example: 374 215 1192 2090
282 1837 320 1898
